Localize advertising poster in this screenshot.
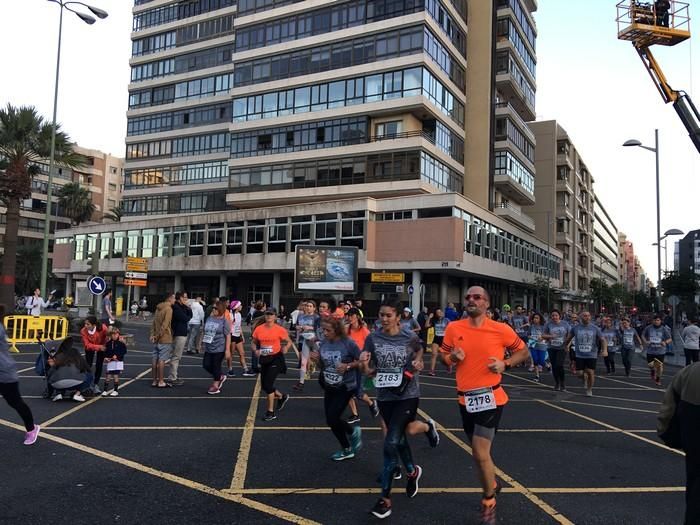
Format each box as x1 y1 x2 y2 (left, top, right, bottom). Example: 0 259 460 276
295 246 358 293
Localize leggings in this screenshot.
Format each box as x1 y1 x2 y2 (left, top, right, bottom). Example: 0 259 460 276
530 348 547 368
548 348 566 387
378 398 418 498
604 353 616 373
0 382 34 432
85 351 105 384
202 352 225 381
684 348 700 366
621 348 633 375
260 355 282 395
324 387 355 449
299 340 311 383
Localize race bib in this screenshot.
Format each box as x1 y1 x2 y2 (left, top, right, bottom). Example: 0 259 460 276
301 332 316 340
624 334 634 346
551 337 564 347
464 387 497 414
650 336 661 344
375 369 402 388
435 329 445 337
260 345 274 356
323 369 343 385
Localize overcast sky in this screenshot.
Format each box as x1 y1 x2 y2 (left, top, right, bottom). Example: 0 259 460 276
0 0 697 284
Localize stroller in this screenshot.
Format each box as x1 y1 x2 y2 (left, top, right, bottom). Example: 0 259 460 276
35 334 90 401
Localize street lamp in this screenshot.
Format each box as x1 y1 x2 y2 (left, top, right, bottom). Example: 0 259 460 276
40 1 108 297
623 130 662 311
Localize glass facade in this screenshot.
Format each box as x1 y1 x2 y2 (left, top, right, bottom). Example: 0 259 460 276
131 45 233 82
127 102 231 136
132 14 235 57
125 161 229 189
494 151 535 195
133 0 234 32
129 73 233 109
496 18 536 77
126 132 230 160
122 191 228 216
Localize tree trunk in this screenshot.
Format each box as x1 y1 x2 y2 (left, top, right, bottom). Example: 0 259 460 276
0 198 21 310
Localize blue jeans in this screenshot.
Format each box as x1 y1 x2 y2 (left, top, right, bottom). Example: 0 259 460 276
378 397 418 498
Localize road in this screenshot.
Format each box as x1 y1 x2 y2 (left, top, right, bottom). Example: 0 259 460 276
0 322 686 524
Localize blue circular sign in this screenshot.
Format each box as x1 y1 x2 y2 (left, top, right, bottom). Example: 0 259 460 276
88 276 106 296
408 285 415 295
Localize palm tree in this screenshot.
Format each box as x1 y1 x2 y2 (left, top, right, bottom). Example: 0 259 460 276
57 182 96 225
0 104 81 307
104 204 122 222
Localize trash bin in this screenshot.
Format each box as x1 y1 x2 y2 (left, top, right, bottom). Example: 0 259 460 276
115 297 123 317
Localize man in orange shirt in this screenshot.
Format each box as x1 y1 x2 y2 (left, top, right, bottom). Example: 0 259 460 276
440 286 528 525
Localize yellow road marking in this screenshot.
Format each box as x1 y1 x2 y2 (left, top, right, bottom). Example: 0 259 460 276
537 400 685 456
41 368 152 428
230 375 261 490
556 400 658 414
416 408 574 525
526 486 685 493
0 418 319 524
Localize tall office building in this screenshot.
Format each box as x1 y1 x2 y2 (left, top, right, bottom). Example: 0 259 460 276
593 199 620 287
54 0 560 311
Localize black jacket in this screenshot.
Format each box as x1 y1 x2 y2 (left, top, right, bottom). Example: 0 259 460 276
171 302 193 337
104 340 127 361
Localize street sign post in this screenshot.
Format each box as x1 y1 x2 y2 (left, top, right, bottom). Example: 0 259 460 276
408 285 414 295
124 258 149 320
87 276 106 296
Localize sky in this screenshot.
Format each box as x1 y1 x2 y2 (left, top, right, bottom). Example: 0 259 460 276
0 0 698 285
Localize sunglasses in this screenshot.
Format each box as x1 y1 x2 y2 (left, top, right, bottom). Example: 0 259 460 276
464 294 485 301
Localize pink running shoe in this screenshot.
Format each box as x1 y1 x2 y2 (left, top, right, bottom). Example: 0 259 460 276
23 425 40 446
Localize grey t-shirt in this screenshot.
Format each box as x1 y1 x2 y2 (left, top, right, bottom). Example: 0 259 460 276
682 325 700 350
544 321 570 349
365 330 422 402
319 338 361 391
203 316 231 353
528 324 547 351
511 314 529 337
620 328 638 350
571 324 604 358
643 325 671 356
400 317 420 334
602 328 620 353
432 317 450 337
0 323 18 383
103 297 112 316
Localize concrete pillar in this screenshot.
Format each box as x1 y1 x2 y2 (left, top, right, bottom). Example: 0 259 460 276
174 273 182 293
411 270 421 313
461 278 469 308
272 272 281 309
218 273 227 298
65 274 73 298
133 286 141 301
439 273 448 309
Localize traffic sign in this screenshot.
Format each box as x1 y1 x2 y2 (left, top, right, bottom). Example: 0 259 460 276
125 271 148 279
370 272 405 283
126 257 149 272
87 276 106 296
668 295 680 306
124 279 147 287
408 285 414 295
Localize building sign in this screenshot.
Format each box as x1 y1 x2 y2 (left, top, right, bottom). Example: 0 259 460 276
294 246 358 293
370 272 405 283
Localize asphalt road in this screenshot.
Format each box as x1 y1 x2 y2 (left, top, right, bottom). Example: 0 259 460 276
0 322 687 524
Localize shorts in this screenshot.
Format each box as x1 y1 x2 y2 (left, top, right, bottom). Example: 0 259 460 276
231 335 243 344
646 354 665 364
575 357 597 371
153 343 172 361
432 336 444 346
459 403 503 442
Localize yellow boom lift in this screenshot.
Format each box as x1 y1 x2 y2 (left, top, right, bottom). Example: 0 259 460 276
617 0 700 153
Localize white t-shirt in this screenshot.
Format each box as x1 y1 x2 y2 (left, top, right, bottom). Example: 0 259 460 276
232 311 243 337
26 296 49 316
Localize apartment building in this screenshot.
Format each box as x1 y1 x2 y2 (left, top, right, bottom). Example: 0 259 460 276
675 229 700 304
593 199 620 286
54 0 561 312
71 146 125 222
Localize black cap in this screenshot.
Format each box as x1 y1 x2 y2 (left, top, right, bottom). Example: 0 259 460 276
264 307 277 315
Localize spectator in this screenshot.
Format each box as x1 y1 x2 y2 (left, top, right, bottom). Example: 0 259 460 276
25 288 53 316
681 318 700 366
168 291 192 386
48 341 92 402
150 293 175 388
186 296 205 355
444 302 459 322
102 289 115 325
80 316 108 392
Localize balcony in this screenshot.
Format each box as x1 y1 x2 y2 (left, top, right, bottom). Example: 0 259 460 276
556 176 573 194
493 150 536 205
494 202 536 232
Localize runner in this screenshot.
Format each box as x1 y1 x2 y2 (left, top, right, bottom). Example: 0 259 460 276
619 317 643 377
359 301 428 519
601 316 620 375
427 308 450 376
564 311 607 397
681 317 700 365
440 287 528 525
309 317 363 460
542 309 571 391
527 313 548 382
567 312 579 375
293 300 319 392
345 308 379 422
252 308 291 421
399 307 421 336
227 300 248 377
201 300 232 395
642 314 673 386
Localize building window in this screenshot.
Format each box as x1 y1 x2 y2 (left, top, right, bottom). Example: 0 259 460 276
172 226 187 256
267 218 287 253
189 225 205 256
226 222 244 254
207 224 224 255
246 220 265 254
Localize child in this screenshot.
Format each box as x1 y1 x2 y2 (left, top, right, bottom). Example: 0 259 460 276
102 328 127 397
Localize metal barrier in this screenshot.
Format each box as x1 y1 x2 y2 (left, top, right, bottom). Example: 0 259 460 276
2 315 69 353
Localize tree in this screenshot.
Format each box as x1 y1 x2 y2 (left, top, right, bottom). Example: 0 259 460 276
661 271 700 317
0 104 82 307
57 182 96 225
103 204 122 222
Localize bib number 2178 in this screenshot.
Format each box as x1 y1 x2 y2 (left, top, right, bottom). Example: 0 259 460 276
464 387 496 414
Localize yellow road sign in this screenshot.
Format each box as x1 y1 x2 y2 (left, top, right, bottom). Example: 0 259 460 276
370 272 405 283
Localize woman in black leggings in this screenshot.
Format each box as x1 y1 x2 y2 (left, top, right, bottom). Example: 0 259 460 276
0 305 40 445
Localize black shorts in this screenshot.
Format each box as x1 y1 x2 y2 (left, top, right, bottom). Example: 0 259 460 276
231 335 243 344
432 336 444 346
459 403 503 441
646 354 665 364
575 358 597 371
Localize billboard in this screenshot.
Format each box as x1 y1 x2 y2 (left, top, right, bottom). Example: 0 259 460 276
294 245 359 293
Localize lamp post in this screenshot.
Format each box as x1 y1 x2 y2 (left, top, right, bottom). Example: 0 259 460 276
40 1 108 297
623 130 662 311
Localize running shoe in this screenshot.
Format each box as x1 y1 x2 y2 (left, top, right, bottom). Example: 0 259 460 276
262 411 277 421
242 369 257 377
405 465 422 498
52 393 62 402
218 374 227 388
169 379 185 386
331 448 355 461
72 392 86 403
109 390 119 397
393 466 402 480
346 414 361 424
101 390 112 397
528 366 535 372
585 389 593 397
227 369 236 378
350 426 363 453
370 498 392 519
479 496 497 525
369 401 380 418
292 382 304 392
23 425 40 446
277 393 290 412
428 370 436 376
207 385 221 395
655 378 662 387
426 419 440 448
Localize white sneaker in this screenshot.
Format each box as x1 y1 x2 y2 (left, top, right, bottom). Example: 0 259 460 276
109 390 119 397
52 393 63 402
73 392 86 402
101 390 112 397
585 389 593 397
